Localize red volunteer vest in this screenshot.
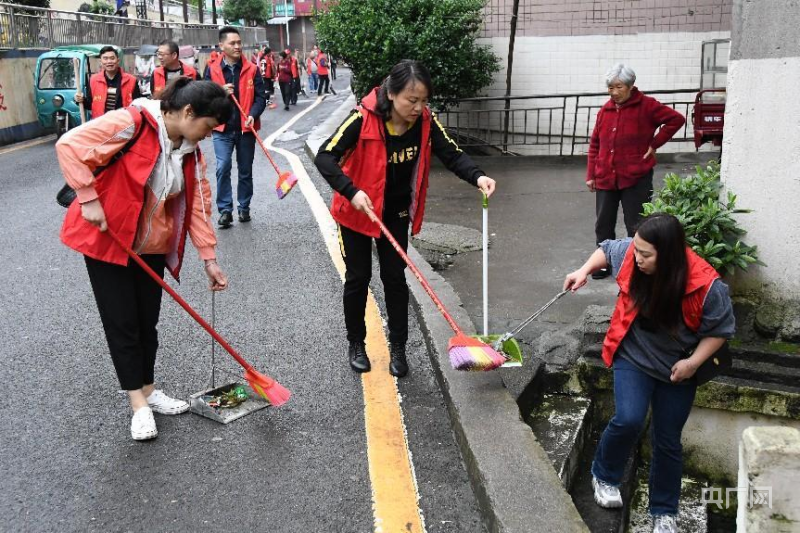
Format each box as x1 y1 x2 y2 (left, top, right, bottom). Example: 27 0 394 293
60 107 200 281
89 70 137 118
600 245 720 366
317 53 329 76
151 62 198 96
330 88 432 239
208 58 260 132
257 52 274 78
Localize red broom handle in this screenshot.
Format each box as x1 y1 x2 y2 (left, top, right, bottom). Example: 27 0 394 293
365 208 465 336
229 94 282 176
106 229 255 373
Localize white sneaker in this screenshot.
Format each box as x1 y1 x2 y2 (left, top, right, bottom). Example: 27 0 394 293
130 406 158 441
146 389 189 415
592 476 623 508
652 514 678 533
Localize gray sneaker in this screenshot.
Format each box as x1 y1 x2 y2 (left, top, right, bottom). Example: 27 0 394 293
592 476 623 508
652 515 678 533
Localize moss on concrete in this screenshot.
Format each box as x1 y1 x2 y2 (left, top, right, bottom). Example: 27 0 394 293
767 340 800 354
694 381 800 420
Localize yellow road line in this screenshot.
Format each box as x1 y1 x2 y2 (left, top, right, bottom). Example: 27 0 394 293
0 134 56 156
266 96 426 533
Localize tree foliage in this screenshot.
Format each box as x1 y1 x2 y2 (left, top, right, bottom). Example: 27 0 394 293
7 0 50 8
314 0 499 108
643 161 762 275
223 0 269 25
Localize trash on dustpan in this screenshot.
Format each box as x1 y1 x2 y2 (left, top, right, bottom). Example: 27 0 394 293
474 334 523 367
190 382 270 425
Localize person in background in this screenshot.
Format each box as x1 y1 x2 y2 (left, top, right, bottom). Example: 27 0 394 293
306 50 318 93
257 46 277 107
291 48 303 103
563 213 734 533
586 63 685 279
150 40 198 98
75 46 140 117
57 79 232 441
277 50 294 111
330 54 337 80
315 60 496 378
204 26 266 228
316 49 335 96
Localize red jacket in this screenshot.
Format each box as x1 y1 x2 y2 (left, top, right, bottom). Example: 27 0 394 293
60 107 200 281
257 51 275 78
290 57 299 78
317 53 329 76
600 244 720 366
89 70 137 117
208 58 260 132
151 62 198 96
587 88 685 190
331 88 432 239
277 59 293 84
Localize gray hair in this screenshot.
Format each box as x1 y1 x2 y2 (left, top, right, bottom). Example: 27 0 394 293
605 63 636 87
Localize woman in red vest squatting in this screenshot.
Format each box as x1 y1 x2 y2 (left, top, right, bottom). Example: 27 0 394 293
563 213 734 533
315 60 496 378
57 79 232 441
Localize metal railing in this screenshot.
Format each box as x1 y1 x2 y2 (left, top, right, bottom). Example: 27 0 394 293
436 89 700 156
0 2 265 49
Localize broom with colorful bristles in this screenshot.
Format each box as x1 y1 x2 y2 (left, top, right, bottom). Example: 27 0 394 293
364 208 506 371
229 94 298 199
107 229 292 406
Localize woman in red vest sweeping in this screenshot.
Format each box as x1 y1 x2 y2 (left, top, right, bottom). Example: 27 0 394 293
315 60 496 378
563 213 734 533
57 79 233 441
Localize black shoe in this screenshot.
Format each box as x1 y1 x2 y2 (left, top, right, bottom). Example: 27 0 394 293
238 210 251 223
591 267 611 280
217 211 233 228
284 105 290 111
389 342 408 378
349 342 371 373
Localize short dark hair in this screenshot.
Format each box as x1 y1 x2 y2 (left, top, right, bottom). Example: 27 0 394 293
376 60 433 120
99 45 118 57
219 26 240 43
158 39 179 56
158 78 233 126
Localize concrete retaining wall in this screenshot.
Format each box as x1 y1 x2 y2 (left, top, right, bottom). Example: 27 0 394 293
720 0 800 300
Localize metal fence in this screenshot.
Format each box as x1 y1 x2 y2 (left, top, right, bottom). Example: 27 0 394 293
0 2 265 49
436 89 700 156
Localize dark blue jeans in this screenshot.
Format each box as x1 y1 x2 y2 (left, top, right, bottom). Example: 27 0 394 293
592 356 697 516
212 130 256 214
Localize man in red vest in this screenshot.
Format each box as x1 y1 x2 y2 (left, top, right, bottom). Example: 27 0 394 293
149 39 198 98
256 45 276 106
316 49 336 96
75 46 140 118
205 26 266 228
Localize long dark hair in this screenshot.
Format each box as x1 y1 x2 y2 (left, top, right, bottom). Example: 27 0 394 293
375 60 433 120
158 78 232 125
629 213 688 332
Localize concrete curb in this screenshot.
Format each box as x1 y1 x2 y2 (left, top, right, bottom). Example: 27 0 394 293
304 96 587 533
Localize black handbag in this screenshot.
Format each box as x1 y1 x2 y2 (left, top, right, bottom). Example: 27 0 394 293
56 183 77 208
671 334 732 385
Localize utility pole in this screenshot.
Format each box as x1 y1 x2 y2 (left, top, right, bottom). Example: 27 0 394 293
211 0 216 24
502 0 520 153
284 0 290 47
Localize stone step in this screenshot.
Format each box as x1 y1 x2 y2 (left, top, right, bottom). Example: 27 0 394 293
526 393 592 491
627 470 709 533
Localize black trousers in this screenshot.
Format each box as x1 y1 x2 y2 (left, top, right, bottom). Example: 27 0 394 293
339 211 410 345
595 170 653 244
279 81 292 107
317 75 330 96
85 254 166 391
292 77 300 104
264 79 274 101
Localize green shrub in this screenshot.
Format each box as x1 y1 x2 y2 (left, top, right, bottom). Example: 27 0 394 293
313 0 500 108
642 161 762 275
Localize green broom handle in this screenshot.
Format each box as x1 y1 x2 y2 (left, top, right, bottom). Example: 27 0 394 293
229 94 282 176
364 208 464 336
106 228 254 373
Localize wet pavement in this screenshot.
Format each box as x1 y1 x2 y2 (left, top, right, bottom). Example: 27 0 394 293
0 70 486 532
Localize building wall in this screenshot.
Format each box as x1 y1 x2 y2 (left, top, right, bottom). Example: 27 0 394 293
720 0 800 299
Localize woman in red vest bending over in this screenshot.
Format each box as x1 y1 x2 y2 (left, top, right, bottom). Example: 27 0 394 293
57 79 232 441
315 60 496 378
563 213 734 532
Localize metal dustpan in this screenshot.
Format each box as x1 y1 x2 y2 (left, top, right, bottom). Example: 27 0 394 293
190 382 269 424
190 292 269 424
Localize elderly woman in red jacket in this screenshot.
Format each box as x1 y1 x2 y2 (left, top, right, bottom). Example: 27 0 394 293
586 64 685 279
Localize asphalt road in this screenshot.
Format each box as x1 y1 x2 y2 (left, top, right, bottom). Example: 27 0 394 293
0 70 485 533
